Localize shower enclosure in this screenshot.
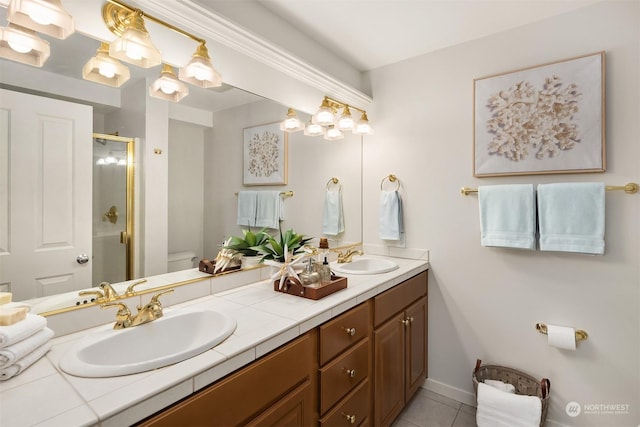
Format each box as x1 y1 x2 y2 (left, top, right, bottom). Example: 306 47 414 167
92 133 135 284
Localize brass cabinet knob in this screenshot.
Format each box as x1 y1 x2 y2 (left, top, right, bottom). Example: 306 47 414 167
344 327 356 336
342 413 356 424
401 319 410 326
344 368 356 378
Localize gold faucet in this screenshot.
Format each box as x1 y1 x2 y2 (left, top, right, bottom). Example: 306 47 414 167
101 289 174 329
98 282 120 300
335 247 363 263
125 278 148 296
78 289 106 303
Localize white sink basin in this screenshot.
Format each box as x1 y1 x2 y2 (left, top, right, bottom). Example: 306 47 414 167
331 257 399 275
59 308 236 377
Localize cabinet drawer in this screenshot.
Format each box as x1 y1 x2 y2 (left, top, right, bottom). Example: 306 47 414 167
374 271 427 327
320 338 369 414
320 379 370 427
320 302 370 365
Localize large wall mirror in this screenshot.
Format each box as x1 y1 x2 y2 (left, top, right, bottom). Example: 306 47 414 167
0 24 363 313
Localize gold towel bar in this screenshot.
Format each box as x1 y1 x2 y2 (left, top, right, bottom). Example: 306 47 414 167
381 174 400 191
535 323 588 341
461 182 638 196
235 191 294 197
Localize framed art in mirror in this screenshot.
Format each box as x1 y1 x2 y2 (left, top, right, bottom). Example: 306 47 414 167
243 121 288 185
473 51 605 177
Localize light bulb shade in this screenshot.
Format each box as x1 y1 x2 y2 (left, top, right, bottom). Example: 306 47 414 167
353 112 373 135
324 126 344 141
179 43 222 88
0 23 50 66
7 0 75 39
304 122 325 137
337 106 355 131
109 11 161 68
312 106 335 126
82 43 131 88
150 64 189 102
280 108 304 132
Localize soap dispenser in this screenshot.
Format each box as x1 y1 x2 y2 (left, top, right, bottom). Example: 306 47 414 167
300 258 321 288
320 257 332 284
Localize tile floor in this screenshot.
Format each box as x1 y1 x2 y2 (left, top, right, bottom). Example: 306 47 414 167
393 389 477 427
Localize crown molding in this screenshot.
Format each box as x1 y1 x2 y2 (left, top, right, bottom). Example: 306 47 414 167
132 0 372 109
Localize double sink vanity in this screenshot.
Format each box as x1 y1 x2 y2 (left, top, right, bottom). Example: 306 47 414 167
0 255 429 427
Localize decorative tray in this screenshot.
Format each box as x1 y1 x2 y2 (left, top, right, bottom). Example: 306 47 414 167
273 275 347 300
198 259 241 275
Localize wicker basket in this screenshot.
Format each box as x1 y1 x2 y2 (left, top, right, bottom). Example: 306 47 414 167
472 359 551 426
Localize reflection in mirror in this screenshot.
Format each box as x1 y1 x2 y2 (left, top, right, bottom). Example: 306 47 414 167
0 24 363 313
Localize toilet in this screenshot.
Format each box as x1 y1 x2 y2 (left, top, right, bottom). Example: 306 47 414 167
167 251 198 272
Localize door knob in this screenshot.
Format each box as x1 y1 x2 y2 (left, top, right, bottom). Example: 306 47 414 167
76 254 89 264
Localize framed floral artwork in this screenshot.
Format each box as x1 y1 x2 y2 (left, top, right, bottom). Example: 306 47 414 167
243 122 288 186
473 52 605 177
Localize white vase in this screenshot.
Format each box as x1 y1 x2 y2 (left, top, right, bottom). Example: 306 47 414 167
242 255 263 270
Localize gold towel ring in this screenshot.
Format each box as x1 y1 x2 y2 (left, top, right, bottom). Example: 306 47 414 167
326 177 342 191
380 174 400 191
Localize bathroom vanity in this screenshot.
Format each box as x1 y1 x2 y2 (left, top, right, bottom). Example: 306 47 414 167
0 256 428 426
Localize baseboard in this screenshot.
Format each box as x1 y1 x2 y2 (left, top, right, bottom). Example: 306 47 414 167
422 378 476 407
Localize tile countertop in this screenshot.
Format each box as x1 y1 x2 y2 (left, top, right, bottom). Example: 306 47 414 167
0 256 428 427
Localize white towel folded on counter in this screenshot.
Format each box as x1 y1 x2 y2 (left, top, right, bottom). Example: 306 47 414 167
476 382 541 427
0 313 47 348
0 341 52 381
0 327 54 369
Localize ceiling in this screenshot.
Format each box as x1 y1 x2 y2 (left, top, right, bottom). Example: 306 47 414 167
248 0 599 71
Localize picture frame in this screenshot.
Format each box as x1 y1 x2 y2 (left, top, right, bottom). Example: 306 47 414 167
473 52 605 177
243 122 288 186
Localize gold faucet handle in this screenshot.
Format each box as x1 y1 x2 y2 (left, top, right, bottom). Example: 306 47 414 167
101 302 132 329
98 282 120 300
125 279 148 296
150 289 174 305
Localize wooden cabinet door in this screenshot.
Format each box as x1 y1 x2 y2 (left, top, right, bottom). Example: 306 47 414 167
373 312 405 427
246 380 314 427
405 297 427 402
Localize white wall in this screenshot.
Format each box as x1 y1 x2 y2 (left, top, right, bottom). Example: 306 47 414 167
168 120 205 261
364 2 639 425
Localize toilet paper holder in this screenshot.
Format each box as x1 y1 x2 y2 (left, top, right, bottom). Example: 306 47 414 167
536 323 588 341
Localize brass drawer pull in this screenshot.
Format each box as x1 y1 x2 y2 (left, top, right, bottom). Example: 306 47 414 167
344 368 356 378
401 319 410 326
342 413 356 424
344 327 356 336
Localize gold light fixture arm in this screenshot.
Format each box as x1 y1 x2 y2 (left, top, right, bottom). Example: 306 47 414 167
104 0 205 44
323 96 367 116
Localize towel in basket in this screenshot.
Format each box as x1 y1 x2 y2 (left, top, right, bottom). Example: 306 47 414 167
473 359 550 427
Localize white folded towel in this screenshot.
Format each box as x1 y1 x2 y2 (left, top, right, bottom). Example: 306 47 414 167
476 382 542 427
237 191 258 227
255 191 283 229
0 327 54 369
322 189 344 235
379 191 403 240
0 313 47 348
537 182 605 254
485 379 516 394
478 184 536 250
0 341 52 381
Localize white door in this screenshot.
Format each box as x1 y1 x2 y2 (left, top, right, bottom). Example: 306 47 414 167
0 89 92 300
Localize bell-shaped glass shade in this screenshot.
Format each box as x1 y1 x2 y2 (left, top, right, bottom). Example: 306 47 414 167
280 108 304 132
304 122 325 137
324 125 344 141
0 23 50 66
337 105 355 131
149 64 189 102
7 0 74 39
109 11 161 68
82 43 130 88
353 112 373 135
179 43 222 88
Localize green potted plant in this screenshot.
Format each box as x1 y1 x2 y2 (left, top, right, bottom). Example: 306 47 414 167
223 228 270 269
255 226 313 289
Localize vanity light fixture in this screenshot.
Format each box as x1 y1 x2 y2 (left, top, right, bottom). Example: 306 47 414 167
312 97 336 126
0 22 49 66
149 64 189 102
82 42 131 88
303 120 325 137
337 105 355 131
353 112 373 135
280 108 305 132
102 0 222 90
324 125 344 141
6 0 74 39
